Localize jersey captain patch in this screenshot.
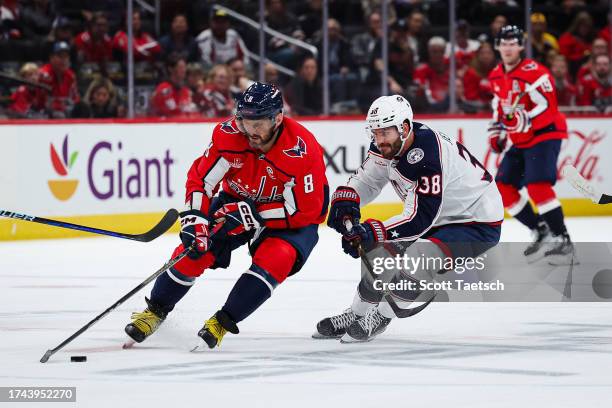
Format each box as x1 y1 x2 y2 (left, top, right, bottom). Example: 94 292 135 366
407 148 425 164
283 136 307 158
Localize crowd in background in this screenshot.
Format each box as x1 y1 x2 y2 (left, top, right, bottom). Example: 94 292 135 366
0 0 610 119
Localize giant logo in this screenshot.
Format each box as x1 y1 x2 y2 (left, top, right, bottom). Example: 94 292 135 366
48 135 79 201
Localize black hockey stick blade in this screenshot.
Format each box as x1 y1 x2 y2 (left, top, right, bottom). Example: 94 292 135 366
384 292 436 318
39 243 194 363
0 208 179 242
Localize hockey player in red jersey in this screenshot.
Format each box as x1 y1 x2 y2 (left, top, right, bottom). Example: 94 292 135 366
488 25 574 263
125 82 329 348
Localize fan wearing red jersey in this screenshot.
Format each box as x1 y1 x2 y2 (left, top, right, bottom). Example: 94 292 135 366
488 25 574 264
125 82 329 349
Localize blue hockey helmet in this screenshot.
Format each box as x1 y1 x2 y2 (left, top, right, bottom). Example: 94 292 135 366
235 82 283 120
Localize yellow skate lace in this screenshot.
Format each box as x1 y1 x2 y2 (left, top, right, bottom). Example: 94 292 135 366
204 316 228 347
130 309 162 335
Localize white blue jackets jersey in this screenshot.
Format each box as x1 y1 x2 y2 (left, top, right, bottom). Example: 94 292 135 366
348 122 504 240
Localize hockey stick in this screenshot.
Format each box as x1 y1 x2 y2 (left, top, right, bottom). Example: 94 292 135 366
39 244 194 363
505 73 550 120
0 209 179 242
561 165 612 205
345 220 435 318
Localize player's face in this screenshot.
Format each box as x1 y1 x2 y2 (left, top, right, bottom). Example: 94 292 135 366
497 39 523 65
240 113 282 150
372 126 403 159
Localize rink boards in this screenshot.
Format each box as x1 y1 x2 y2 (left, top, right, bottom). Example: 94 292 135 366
1 116 610 240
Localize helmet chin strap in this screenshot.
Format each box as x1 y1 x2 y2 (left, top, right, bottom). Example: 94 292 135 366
395 123 413 157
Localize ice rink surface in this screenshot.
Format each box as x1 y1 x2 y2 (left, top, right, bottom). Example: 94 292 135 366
1 217 611 407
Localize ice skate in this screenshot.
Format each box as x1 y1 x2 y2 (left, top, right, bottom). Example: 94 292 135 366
524 222 553 263
124 298 168 343
192 310 238 351
312 308 357 339
545 232 578 266
340 307 391 343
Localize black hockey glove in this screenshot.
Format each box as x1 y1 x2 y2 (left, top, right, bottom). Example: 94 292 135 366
327 186 361 234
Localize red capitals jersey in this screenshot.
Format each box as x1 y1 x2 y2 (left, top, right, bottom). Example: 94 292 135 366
9 85 36 115
185 117 329 229
489 58 567 148
150 82 197 117
74 31 113 63
35 64 80 114
112 31 161 62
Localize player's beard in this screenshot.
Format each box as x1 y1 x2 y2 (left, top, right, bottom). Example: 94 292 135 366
246 124 279 150
377 137 403 159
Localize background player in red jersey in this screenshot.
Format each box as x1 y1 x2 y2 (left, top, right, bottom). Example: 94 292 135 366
124 82 329 349
488 26 574 264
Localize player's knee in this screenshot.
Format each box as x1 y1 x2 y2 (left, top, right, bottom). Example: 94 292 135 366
171 244 215 278
496 182 521 208
252 238 297 284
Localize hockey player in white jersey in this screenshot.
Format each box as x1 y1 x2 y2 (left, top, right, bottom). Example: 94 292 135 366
314 95 504 343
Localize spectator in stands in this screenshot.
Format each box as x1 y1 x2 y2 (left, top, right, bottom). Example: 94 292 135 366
196 9 249 70
361 0 396 25
284 55 322 115
315 18 358 103
7 62 40 117
576 38 608 82
296 0 322 40
71 76 122 118
150 54 196 117
479 14 507 46
530 13 559 64
113 10 161 62
577 54 611 112
462 42 496 112
200 64 234 118
265 0 301 68
159 13 199 63
351 11 382 71
406 10 428 64
19 0 56 39
445 19 480 73
559 11 595 78
550 55 577 107
74 12 113 67
264 63 280 85
36 41 80 118
414 36 449 112
227 56 254 99
0 0 20 40
186 62 206 113
597 21 610 52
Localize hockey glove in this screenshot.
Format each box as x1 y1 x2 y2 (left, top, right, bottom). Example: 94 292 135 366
179 209 210 260
327 186 361 234
342 219 387 259
212 200 263 237
487 122 507 153
502 108 531 134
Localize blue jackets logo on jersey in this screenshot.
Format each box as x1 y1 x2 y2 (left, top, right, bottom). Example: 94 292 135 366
283 136 307 158
407 148 424 164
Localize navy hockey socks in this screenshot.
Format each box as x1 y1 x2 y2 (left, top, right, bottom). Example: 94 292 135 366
150 267 195 313
541 206 568 236
514 203 539 230
222 264 278 323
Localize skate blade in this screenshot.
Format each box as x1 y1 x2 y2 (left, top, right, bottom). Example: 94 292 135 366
312 331 344 340
339 333 375 344
190 339 212 353
122 337 136 349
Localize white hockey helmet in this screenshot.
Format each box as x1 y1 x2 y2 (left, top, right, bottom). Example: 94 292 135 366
365 95 414 142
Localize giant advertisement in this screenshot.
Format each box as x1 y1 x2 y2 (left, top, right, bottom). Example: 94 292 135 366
0 117 610 240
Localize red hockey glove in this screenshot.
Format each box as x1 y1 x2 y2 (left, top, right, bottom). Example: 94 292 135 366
179 210 210 259
212 200 263 237
487 122 507 153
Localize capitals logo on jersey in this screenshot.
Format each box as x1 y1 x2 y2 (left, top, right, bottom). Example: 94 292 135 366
283 136 307 158
220 120 240 134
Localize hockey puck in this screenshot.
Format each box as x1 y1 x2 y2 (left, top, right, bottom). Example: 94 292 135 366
70 356 87 362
